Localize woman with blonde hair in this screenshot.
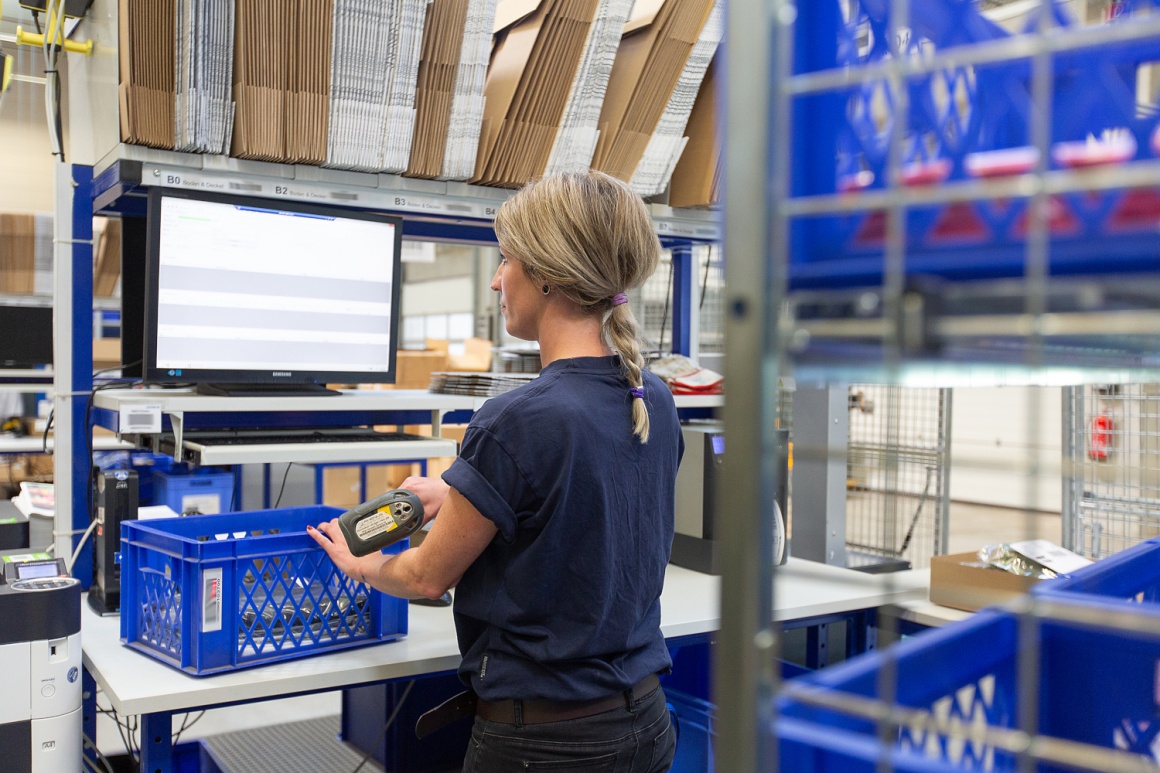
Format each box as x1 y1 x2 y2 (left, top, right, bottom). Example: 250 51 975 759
311 170 683 772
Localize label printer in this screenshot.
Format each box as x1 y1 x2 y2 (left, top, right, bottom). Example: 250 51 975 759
671 424 790 574
0 553 82 773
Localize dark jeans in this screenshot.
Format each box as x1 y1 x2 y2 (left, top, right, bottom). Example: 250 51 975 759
462 684 676 772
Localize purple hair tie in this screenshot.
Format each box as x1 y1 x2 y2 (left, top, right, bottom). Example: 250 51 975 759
611 292 629 306
629 387 644 400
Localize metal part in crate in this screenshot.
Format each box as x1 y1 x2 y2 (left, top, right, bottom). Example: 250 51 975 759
119 506 408 675
776 606 1160 771
1064 384 1160 559
1034 533 1160 605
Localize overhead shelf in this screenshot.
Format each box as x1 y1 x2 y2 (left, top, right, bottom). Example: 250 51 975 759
90 144 722 244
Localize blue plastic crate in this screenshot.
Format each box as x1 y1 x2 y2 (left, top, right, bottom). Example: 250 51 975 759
777 608 1160 771
667 688 715 773
153 468 235 515
1033 536 1160 607
119 506 408 675
788 0 1160 290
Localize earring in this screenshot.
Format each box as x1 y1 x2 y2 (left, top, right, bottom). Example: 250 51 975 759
542 284 551 296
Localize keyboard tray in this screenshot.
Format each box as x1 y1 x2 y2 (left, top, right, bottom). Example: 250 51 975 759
157 428 460 466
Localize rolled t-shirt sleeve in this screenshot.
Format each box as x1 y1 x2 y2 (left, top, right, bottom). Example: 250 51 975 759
442 425 530 542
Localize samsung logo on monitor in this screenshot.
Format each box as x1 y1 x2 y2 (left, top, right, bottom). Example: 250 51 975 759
272 372 293 377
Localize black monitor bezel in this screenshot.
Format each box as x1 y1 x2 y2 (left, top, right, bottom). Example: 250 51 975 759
143 187 404 388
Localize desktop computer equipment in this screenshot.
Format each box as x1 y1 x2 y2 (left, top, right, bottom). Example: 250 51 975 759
0 555 82 773
671 424 790 574
142 187 404 396
89 469 138 615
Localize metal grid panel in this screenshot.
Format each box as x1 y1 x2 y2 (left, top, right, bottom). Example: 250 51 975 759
845 385 950 569
696 245 725 356
636 249 675 355
1065 383 1160 559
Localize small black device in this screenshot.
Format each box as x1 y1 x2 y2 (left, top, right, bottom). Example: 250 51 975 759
89 469 138 615
0 305 53 368
338 489 424 557
0 508 30 551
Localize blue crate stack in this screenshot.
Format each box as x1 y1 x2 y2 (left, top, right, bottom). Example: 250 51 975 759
789 0 1160 291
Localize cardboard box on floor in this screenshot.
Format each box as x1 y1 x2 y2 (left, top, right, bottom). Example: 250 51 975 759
929 552 1042 612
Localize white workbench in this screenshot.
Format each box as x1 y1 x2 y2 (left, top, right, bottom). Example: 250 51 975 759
83 560 927 719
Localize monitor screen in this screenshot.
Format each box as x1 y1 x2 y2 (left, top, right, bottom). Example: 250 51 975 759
143 189 403 393
0 305 52 367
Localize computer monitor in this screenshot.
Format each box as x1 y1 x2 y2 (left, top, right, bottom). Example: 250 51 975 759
143 188 404 396
0 305 52 368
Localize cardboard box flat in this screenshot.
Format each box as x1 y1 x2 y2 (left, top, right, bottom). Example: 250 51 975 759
0 214 36 294
94 218 122 297
591 0 717 181
118 0 176 149
929 552 1042 612
667 55 718 208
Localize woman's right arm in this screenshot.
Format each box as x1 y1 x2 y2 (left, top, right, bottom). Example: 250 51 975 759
400 475 450 525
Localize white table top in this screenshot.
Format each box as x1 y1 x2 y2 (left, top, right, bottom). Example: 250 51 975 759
92 388 486 415
83 560 926 717
91 388 721 417
878 569 974 628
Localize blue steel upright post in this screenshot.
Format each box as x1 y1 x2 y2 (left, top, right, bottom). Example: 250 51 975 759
669 243 695 357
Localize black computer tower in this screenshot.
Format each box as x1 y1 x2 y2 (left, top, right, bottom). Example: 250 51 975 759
89 469 138 615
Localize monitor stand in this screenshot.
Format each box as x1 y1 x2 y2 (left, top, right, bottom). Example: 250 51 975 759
194 383 341 397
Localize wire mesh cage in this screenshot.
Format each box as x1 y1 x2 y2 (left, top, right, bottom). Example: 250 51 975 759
845 385 951 569
636 249 677 357
695 245 725 359
1064 383 1160 559
776 383 951 569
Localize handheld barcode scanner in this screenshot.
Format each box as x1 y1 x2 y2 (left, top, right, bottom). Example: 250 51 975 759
338 489 425 557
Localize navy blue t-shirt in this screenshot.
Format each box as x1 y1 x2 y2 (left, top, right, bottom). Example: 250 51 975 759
442 355 684 702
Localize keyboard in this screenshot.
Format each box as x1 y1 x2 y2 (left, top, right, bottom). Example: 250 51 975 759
174 428 425 446
157 428 459 465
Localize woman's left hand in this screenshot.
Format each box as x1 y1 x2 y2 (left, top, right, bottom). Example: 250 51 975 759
307 519 389 586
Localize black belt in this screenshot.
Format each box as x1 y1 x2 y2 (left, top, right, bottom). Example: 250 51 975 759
415 674 661 739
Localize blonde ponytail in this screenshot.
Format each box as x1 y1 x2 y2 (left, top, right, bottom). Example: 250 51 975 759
494 171 662 442
606 302 650 442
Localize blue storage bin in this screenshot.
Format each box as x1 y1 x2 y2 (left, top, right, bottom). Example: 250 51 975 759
153 467 235 515
1033 535 1160 607
667 688 714 773
786 1 1160 290
119 506 408 675
776 608 1160 771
